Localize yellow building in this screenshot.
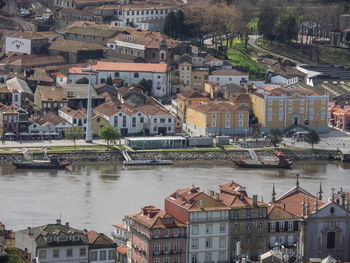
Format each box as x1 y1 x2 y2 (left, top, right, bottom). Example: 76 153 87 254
92 114 109 137
191 68 208 92
250 85 329 133
176 89 209 121
185 100 249 136
179 60 192 89
0 220 15 248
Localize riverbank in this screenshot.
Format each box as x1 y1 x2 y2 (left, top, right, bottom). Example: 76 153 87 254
0 148 342 163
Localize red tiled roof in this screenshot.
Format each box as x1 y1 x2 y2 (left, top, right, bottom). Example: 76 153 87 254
268 204 301 220
88 230 115 245
167 187 230 212
117 245 127 255
126 206 186 229
177 88 208 100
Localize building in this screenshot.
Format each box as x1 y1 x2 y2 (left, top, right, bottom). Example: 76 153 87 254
0 220 15 248
48 39 107 64
204 82 223 99
209 69 249 86
69 61 170 97
107 30 189 64
4 54 66 72
185 101 249 136
176 89 209 122
5 31 49 55
92 113 109 136
116 245 127 263
328 105 350 131
165 186 231 263
0 103 28 138
34 86 69 115
61 84 105 109
111 224 128 246
15 219 89 263
5 77 33 109
0 87 13 106
300 193 350 261
250 85 329 133
59 105 88 133
28 112 71 137
64 21 124 45
88 231 117 263
219 181 268 261
125 206 186 263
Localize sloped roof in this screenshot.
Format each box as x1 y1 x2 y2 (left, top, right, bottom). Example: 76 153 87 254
10 31 47 40
43 112 67 126
187 101 246 114
36 85 68 101
177 88 208 100
126 206 186 229
49 39 107 53
268 204 300 220
88 231 115 245
6 77 33 95
59 105 87 119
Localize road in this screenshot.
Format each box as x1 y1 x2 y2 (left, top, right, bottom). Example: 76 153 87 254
248 35 304 66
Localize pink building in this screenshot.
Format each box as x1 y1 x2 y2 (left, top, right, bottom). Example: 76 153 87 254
126 206 186 263
329 105 350 131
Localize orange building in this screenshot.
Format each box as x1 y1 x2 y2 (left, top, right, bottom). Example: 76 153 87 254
176 89 209 122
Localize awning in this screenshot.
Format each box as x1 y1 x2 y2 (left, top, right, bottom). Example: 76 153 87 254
5 132 15 136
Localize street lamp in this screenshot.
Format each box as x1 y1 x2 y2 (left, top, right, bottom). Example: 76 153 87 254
82 64 94 143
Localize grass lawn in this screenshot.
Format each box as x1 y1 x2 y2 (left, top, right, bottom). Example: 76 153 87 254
226 39 267 80
256 39 350 66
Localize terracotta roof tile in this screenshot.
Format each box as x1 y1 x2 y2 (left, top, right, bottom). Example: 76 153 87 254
187 101 246 113
112 224 127 230
117 245 127 255
37 85 68 101
88 230 115 245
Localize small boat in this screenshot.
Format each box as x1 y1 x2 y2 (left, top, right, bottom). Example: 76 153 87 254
234 150 293 169
123 159 173 165
12 151 72 169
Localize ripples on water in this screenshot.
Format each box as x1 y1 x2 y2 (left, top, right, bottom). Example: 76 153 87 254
0 160 349 234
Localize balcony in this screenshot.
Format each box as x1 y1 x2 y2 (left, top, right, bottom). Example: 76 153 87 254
171 249 182 254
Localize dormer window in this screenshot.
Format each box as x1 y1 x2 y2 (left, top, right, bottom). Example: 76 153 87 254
46 237 52 243
58 236 68 242
74 235 80 241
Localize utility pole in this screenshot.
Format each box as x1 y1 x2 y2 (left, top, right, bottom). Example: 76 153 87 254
82 65 93 143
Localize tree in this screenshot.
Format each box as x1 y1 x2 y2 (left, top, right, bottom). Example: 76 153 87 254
258 4 277 41
163 10 177 38
305 129 320 149
163 10 188 39
64 126 84 149
98 124 121 146
267 128 283 148
135 78 152 95
76 77 89 84
106 75 113 86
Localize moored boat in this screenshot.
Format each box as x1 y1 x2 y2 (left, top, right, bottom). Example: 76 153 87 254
12 151 72 169
234 150 293 169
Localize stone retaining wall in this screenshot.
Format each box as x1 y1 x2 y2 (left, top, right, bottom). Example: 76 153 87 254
0 149 341 163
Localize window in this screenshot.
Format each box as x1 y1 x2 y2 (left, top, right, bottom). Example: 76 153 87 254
288 235 294 246
59 236 68 242
154 258 160 263
53 249 59 258
327 232 336 249
174 258 179 263
246 209 251 218
173 242 180 253
191 239 198 249
205 224 213 234
212 120 216 127
164 229 169 237
310 99 314 105
154 229 160 238
233 210 239 219
279 100 283 105
164 243 170 253
134 73 139 78
132 117 136 127
154 243 160 253
289 100 293 105
174 228 179 237
220 223 226 233
300 107 304 113
46 237 52 242
91 251 98 261
140 117 144 123
205 238 212 248
154 119 157 123
115 72 120 77
101 78 106 83
205 253 212 262
219 237 226 247
234 223 239 231
239 112 243 119
246 222 251 230
288 107 292 114
270 222 275 232
258 236 263 243
321 99 325 105
191 254 198 263
66 248 73 257
288 221 293 231
80 248 86 256
123 116 126 127
238 119 244 127
258 221 263 229
268 100 272 106
246 236 251 245
212 113 216 119
38 250 46 259
164 258 169 263
300 99 305 105
168 118 172 123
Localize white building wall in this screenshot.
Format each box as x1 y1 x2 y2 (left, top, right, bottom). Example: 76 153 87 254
89 248 116 263
148 115 174 135
129 111 148 134
68 74 97 86
5 37 31 54
270 75 287 85
36 245 88 263
208 74 248 86
12 93 21 107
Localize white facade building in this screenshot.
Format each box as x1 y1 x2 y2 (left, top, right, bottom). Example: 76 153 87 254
209 69 249 86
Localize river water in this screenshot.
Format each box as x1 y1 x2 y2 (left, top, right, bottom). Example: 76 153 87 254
1 160 350 235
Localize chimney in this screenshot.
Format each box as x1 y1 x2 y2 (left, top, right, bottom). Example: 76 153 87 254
56 219 61 225
27 227 32 235
200 200 204 210
253 195 257 206
65 222 69 227
215 192 219 200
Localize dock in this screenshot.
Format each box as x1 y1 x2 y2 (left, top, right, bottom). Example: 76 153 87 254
121 149 173 166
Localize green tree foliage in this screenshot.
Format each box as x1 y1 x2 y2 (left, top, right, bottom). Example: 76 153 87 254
163 10 188 39
135 78 152 95
106 75 113 86
258 5 277 41
267 128 283 148
76 77 89 84
276 14 298 43
64 126 84 148
305 129 320 149
116 79 124 88
98 124 121 146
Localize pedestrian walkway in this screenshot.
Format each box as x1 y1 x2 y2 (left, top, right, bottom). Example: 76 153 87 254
0 139 110 149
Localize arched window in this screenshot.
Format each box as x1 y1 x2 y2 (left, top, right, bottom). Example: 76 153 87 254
134 73 139 78
160 52 165 60
114 72 119 77
327 232 335 249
